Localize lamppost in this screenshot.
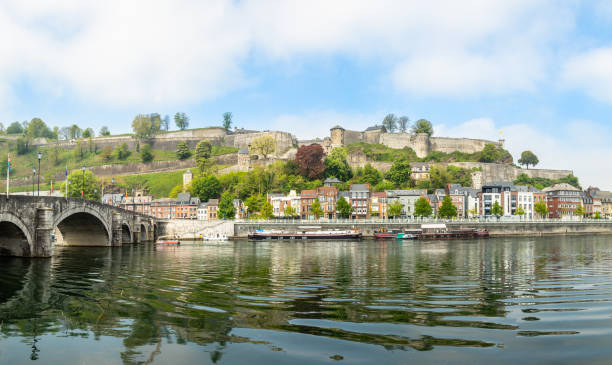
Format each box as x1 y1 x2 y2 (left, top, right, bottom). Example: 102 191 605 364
37 151 41 196
94 189 98 202
68 180 71 198
82 166 85 200
32 168 36 196
132 187 135 212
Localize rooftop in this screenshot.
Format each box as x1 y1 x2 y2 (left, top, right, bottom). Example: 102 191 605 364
350 184 370 192
542 183 580 192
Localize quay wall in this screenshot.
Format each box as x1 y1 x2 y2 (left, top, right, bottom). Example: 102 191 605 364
232 221 612 238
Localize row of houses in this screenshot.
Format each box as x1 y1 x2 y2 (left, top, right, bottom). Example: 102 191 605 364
267 178 612 219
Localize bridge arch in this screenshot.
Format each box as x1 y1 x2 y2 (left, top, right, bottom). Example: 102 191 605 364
140 223 149 242
0 213 33 257
53 208 111 247
122 223 132 244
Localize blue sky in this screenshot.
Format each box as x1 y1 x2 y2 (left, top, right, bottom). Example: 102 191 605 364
1 1 612 189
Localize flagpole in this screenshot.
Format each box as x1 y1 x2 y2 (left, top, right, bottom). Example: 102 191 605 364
6 154 10 199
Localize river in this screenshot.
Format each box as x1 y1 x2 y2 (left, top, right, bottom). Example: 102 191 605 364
1 236 612 364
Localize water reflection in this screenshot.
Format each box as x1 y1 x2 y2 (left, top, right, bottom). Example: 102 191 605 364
1 236 612 364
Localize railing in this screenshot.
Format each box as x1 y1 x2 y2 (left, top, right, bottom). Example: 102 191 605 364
235 217 612 225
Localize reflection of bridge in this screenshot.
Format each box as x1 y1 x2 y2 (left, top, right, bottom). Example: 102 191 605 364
0 196 157 257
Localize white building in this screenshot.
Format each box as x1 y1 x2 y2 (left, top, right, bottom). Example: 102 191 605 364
197 203 208 221
269 190 301 217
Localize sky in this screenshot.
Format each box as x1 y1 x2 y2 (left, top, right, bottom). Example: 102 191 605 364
1 1 612 190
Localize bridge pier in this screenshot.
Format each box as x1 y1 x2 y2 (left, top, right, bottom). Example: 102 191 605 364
112 213 123 246
34 207 53 258
133 216 141 244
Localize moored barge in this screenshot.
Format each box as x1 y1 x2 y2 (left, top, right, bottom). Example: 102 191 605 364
249 229 362 241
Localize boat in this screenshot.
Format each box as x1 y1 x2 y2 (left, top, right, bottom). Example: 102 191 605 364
374 228 401 239
416 224 489 240
155 236 181 245
396 232 418 240
202 234 228 242
248 229 362 241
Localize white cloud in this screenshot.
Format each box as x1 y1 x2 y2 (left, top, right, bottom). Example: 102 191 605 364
562 47 612 103
437 117 612 191
0 0 575 108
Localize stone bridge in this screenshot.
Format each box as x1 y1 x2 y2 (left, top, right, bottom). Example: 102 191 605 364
0 196 158 258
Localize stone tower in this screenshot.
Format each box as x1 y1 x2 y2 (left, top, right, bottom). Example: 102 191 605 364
183 169 193 190
413 133 431 158
330 125 345 148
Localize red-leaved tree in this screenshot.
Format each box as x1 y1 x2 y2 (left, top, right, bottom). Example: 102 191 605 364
295 144 326 180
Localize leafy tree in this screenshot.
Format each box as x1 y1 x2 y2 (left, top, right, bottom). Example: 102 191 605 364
559 174 580 188
429 165 450 189
284 205 298 218
382 113 397 132
398 116 410 133
574 204 585 217
222 112 232 130
113 143 130 160
192 175 222 202
82 128 94 138
386 158 411 186
72 140 85 160
594 211 602 219
244 194 266 217
140 143 154 163
60 170 100 200
0 122 4 134
515 206 526 216
414 197 433 217
218 192 236 219
518 150 539 169
491 201 503 217
311 199 323 219
195 140 213 172
69 124 82 139
26 118 53 139
176 141 191 160
438 195 458 218
295 144 326 180
260 201 274 219
479 144 502 163
14 138 31 155
534 201 548 218
324 147 352 181
446 165 472 187
161 115 170 131
6 121 23 134
388 201 403 218
132 114 155 139
150 113 162 135
336 196 352 218
360 163 382 186
169 184 183 198
100 145 113 161
249 135 276 159
99 126 111 136
411 119 433 136
174 112 189 130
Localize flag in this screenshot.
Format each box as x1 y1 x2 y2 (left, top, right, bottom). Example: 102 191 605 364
65 166 68 177
7 154 10 174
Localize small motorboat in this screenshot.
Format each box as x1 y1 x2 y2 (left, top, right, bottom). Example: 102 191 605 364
155 236 181 245
396 232 417 240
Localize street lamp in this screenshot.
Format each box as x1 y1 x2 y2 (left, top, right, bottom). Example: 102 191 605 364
82 166 85 200
37 151 41 196
32 168 36 196
68 180 71 198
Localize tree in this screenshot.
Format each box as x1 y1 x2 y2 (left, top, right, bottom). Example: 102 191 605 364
535 201 548 218
398 116 409 133
14 138 31 155
192 175 222 202
284 205 298 218
361 163 382 186
99 126 111 136
218 192 236 219
559 174 580 188
100 145 113 161
174 112 189 130
295 144 326 180
382 113 397 132
249 135 276 159
515 206 526 216
6 121 23 134
311 199 323 219
0 122 4 134
69 124 82 139
222 112 232 130
82 128 94 138
150 113 162 135
336 196 352 218
594 211 602 219
324 147 352 182
518 150 539 169
429 165 450 189
479 144 502 163
169 184 183 198
195 140 213 172
60 170 100 201
414 197 433 217
386 158 411 186
438 195 458 218
140 143 154 163
411 119 433 136
574 204 585 217
132 114 154 139
176 141 191 160
259 201 274 219
26 118 53 139
73 140 85 160
388 201 403 218
113 143 130 160
491 201 503 217
161 115 170 131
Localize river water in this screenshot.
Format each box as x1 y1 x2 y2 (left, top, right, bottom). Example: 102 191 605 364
2 236 612 364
